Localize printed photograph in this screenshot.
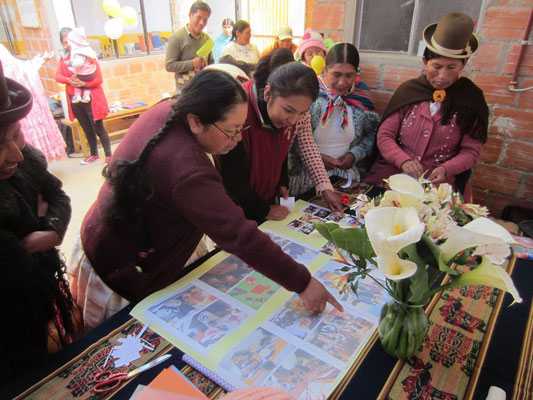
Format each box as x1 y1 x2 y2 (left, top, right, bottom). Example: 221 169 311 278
199 254 252 293
228 270 281 310
217 327 295 387
146 285 216 327
264 349 341 399
307 313 374 362
176 300 249 349
269 295 321 339
283 242 320 265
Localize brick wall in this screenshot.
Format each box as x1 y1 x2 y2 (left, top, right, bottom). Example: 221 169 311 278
308 0 533 217
98 55 176 106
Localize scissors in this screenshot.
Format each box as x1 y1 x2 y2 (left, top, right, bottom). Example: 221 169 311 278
93 353 171 393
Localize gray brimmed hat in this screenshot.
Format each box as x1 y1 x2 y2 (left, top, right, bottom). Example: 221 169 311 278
0 61 32 125
423 12 478 59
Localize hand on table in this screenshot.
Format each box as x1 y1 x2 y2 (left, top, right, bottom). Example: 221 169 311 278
337 152 355 171
401 159 424 179
266 205 290 221
21 230 61 253
428 166 446 184
299 277 344 314
321 153 340 171
322 189 344 214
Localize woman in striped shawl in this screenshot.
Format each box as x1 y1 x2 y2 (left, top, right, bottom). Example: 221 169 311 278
289 43 380 196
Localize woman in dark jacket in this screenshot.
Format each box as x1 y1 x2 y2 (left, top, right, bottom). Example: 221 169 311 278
0 62 80 386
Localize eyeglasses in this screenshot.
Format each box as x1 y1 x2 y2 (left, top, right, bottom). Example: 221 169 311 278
213 122 250 140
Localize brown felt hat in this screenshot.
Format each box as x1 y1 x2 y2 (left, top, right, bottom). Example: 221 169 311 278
423 12 478 59
0 61 33 125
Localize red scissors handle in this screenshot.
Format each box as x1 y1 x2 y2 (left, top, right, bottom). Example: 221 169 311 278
93 371 129 393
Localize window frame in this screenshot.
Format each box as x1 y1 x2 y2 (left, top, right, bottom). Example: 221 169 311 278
344 0 484 56
69 0 173 60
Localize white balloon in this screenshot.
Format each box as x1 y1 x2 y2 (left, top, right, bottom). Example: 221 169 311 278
123 18 139 32
104 18 124 40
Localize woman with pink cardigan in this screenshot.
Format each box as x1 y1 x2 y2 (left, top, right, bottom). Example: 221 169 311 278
365 12 488 200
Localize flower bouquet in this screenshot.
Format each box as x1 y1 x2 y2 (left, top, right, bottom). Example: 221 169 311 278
314 174 522 360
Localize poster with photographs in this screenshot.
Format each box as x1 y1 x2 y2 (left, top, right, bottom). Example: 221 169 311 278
133 200 385 399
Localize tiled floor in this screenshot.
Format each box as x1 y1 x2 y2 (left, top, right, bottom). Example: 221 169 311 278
48 147 115 262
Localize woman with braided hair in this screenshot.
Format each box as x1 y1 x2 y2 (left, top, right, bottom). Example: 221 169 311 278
365 12 488 200
0 62 81 385
70 69 342 331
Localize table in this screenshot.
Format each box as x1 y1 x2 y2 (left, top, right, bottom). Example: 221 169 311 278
61 105 150 157
2 185 531 399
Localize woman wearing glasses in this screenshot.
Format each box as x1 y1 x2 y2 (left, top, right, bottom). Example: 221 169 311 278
70 69 342 330
217 48 343 222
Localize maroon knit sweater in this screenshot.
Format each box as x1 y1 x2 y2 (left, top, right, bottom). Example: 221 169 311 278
81 100 311 301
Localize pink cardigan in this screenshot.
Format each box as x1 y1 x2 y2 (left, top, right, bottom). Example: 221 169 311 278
365 101 482 198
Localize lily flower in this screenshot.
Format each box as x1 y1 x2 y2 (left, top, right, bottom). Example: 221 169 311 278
458 203 489 219
330 273 350 294
428 183 453 204
376 252 417 281
385 174 425 208
365 207 426 255
448 256 522 304
472 242 511 265
440 217 516 263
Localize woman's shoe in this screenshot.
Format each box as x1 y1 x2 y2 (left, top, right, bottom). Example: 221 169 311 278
80 155 100 165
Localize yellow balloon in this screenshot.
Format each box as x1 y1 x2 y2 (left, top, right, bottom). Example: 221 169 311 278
119 6 137 26
103 0 121 18
310 55 325 75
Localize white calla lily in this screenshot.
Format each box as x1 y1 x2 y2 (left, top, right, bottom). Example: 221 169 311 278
384 174 426 209
366 207 426 255
440 217 516 263
376 252 417 281
387 174 425 197
448 256 522 305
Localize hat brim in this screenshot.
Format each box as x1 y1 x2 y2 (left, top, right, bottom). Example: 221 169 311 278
0 78 33 125
278 35 292 41
423 23 478 59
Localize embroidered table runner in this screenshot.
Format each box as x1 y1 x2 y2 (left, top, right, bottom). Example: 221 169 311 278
14 319 172 400
377 258 518 400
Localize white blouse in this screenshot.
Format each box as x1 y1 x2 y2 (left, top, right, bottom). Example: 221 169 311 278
313 104 355 159
222 42 260 64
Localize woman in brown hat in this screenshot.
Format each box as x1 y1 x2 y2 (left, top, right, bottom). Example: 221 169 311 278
0 62 81 386
365 12 488 200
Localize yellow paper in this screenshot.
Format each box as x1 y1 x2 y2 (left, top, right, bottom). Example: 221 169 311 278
196 39 214 59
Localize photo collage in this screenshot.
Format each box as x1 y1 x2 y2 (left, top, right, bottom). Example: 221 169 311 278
137 204 390 399
285 203 362 237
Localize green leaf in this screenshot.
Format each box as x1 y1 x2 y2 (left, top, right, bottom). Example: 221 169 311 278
401 243 429 304
313 223 376 261
421 234 460 276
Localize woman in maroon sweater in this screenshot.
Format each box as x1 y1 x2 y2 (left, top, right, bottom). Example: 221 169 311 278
70 69 342 330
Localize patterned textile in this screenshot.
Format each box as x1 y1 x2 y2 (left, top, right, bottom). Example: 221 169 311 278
512 301 533 400
317 75 374 130
13 319 171 400
377 258 518 400
0 45 66 161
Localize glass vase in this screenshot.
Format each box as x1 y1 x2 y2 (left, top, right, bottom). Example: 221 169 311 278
378 298 428 359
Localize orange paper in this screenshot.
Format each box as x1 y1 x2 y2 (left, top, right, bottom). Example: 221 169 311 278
147 366 209 399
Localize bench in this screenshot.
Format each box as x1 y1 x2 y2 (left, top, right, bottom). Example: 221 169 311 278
61 104 151 157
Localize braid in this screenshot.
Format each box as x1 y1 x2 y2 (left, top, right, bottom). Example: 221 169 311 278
105 69 247 254
105 107 181 253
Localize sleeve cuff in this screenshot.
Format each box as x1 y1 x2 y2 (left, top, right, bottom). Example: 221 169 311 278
316 181 334 196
